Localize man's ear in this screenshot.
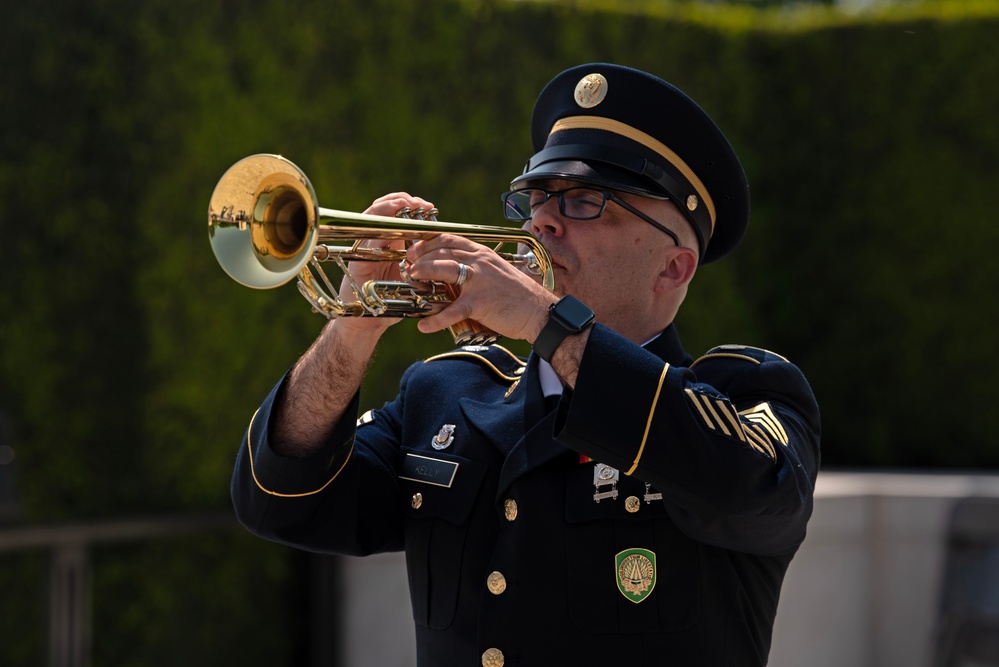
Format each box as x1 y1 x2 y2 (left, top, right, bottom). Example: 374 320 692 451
654 247 698 293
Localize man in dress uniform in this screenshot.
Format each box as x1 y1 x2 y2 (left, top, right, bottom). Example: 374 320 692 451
231 63 821 666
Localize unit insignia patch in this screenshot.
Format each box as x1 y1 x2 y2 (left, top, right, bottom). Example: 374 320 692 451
616 548 656 603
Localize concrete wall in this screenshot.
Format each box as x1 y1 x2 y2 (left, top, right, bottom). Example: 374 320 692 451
337 472 999 667
770 472 999 667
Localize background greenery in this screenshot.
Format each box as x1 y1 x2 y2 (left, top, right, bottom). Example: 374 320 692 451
1 0 997 663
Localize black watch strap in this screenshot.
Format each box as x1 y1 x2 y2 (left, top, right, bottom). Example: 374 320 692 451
533 296 595 363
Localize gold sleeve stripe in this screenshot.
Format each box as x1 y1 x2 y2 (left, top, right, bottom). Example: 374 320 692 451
685 388 713 427
698 394 732 437
245 408 354 498
684 389 776 459
422 351 521 382
739 402 789 445
550 116 716 230
714 399 746 443
625 362 670 476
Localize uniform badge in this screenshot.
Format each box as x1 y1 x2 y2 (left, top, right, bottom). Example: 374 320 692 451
643 482 663 504
616 548 656 604
592 463 619 503
574 73 608 108
431 424 456 450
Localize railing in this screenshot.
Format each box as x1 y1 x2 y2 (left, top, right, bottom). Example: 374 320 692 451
0 512 237 667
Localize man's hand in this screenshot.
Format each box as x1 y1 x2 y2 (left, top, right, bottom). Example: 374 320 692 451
333 192 439 339
402 233 557 344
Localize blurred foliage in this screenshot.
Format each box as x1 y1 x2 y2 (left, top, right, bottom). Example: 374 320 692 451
1 0 998 662
0 530 305 666
2 0 997 525
89 531 306 666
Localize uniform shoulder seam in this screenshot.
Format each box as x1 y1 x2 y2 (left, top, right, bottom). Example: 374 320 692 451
689 344 790 369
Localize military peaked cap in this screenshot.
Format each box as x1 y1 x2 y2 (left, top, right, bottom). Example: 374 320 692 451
511 63 750 264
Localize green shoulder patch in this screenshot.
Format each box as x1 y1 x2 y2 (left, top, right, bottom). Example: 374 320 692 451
616 548 657 604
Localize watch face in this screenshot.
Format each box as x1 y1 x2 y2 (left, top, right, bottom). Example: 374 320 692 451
553 296 595 331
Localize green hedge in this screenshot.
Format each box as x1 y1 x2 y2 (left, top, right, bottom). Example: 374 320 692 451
7 0 997 516
2 0 998 662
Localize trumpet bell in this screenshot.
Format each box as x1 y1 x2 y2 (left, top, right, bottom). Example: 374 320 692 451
208 154 319 289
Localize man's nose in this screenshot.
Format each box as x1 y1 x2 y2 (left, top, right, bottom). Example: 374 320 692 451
530 199 565 236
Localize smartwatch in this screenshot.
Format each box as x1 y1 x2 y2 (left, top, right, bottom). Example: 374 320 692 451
533 295 595 362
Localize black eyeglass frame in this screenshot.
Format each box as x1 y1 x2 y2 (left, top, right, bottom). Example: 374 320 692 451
501 187 680 247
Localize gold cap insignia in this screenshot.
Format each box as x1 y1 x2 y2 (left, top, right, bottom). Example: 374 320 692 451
616 548 656 603
687 194 699 211
574 73 608 109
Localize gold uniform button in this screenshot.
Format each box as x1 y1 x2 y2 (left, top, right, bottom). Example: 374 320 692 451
625 495 641 513
487 571 507 595
482 647 504 667
503 498 518 521
411 493 423 510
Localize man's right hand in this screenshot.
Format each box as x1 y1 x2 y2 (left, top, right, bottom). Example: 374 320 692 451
332 192 439 339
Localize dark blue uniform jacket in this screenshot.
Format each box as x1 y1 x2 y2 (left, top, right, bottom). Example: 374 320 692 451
232 323 821 666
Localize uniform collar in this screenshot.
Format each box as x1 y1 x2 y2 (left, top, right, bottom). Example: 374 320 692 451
643 323 692 367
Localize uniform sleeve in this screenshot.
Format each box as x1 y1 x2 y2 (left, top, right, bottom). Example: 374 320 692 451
554 325 821 556
230 367 412 556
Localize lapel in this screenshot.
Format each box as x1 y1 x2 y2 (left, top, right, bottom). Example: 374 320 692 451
457 324 692 499
459 354 569 498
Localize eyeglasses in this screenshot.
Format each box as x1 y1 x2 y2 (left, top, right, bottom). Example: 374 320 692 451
500 187 679 246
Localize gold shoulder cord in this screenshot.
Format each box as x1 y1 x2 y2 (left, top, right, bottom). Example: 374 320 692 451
245 408 354 498
689 346 790 369
489 344 528 368
625 362 670 476
423 345 525 383
689 352 761 369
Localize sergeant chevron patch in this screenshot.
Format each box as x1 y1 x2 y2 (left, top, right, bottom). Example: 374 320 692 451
683 389 783 460
739 402 789 446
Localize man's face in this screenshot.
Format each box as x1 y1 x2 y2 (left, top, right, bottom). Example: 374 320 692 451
524 179 682 332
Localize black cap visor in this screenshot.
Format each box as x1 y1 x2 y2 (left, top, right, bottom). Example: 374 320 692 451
511 144 710 255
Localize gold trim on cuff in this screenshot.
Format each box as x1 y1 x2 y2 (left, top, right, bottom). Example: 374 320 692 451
245 408 354 498
626 362 670 476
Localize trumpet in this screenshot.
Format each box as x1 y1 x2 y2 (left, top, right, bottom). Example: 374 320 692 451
207 154 555 346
